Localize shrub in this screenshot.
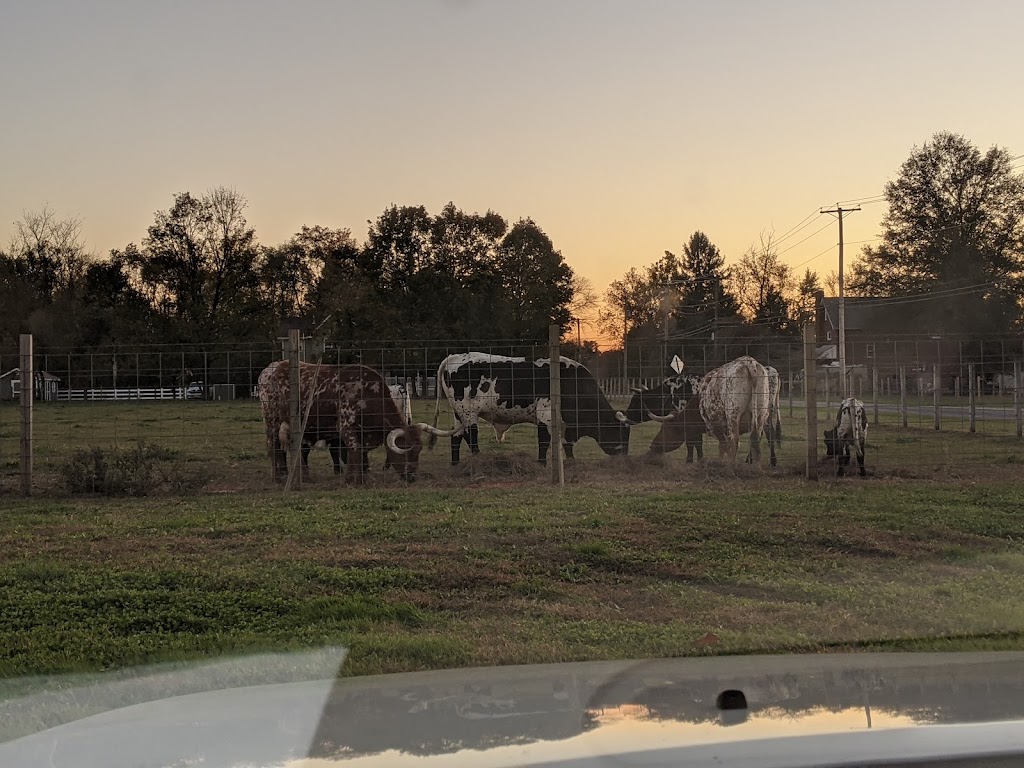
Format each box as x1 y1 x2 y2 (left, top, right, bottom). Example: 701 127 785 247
62 442 207 496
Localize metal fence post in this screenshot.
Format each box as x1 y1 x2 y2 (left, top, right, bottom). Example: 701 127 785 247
899 366 908 428
1015 360 1022 439
788 369 794 418
872 366 879 426
19 334 33 496
933 365 941 431
548 325 564 487
969 362 976 433
803 323 818 481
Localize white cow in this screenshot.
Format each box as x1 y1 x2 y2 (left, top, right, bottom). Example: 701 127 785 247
698 356 775 466
824 397 867 476
388 383 413 426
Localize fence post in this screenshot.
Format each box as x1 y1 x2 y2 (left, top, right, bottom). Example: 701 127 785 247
548 324 565 487
933 365 941 431
824 370 830 412
872 366 879 426
19 334 33 496
285 329 303 491
788 369 794 418
1016 360 1022 439
899 366 908 428
969 363 976 433
803 323 818 481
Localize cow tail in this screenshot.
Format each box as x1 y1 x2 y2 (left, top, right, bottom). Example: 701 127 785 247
428 361 444 450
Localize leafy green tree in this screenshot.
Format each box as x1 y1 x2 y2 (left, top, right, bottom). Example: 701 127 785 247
850 131 1024 333
795 268 822 326
662 231 740 336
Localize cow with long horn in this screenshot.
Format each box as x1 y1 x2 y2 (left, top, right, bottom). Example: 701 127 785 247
258 360 460 484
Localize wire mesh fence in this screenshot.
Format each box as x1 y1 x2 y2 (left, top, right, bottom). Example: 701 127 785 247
1 333 1022 495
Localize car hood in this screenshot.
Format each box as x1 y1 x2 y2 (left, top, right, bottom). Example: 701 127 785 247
5 650 1024 767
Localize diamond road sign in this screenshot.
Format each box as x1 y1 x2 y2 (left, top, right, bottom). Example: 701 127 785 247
670 355 684 374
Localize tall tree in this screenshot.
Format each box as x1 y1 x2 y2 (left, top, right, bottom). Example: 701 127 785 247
7 206 89 303
795 268 822 326
492 218 575 340
664 231 740 335
127 187 261 340
732 231 795 334
598 267 661 345
850 131 1024 332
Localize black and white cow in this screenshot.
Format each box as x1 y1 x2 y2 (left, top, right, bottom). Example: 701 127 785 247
430 352 631 465
621 374 701 424
824 396 868 476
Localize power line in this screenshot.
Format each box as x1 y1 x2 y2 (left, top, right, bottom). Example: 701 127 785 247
773 208 827 247
776 220 835 256
791 243 837 271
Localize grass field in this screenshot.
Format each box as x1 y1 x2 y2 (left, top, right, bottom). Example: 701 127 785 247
3 481 1024 682
2 397 1023 494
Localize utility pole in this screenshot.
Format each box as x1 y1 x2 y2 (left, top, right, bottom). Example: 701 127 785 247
820 204 860 398
662 287 670 373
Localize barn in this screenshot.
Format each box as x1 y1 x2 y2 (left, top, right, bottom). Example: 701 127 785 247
0 368 61 402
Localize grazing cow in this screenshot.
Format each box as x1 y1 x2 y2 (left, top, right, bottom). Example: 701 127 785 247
430 352 630 465
645 390 706 462
824 397 868 476
696 356 775 466
622 374 700 424
258 360 459 484
748 365 782 463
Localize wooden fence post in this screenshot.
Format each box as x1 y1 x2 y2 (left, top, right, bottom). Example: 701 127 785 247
803 323 818 481
933 365 941 431
549 324 565 487
19 334 33 496
872 366 879 426
285 329 303 490
788 369 794 418
899 366 908 428
968 363 976 434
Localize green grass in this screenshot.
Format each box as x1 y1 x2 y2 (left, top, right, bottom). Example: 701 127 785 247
2 397 1023 494
3 482 1024 680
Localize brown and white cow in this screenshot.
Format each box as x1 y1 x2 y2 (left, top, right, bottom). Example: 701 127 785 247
258 360 459 484
696 355 775 466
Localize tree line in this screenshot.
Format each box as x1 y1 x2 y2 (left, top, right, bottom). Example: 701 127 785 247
3 131 1021 363
599 131 1024 349
0 198 581 353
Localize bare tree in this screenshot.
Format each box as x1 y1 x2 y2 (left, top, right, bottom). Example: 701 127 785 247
8 205 89 300
732 231 795 333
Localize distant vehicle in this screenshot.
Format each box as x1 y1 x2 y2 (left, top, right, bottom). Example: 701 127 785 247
185 381 205 400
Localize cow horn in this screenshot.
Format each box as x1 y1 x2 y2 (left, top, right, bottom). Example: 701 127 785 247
615 410 630 424
386 428 411 455
629 386 644 394
646 409 675 422
416 422 463 438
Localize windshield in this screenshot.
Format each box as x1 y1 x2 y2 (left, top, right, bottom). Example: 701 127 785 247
2 1 1024 765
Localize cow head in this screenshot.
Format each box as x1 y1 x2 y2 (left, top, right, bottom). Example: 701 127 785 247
597 417 631 457
823 427 840 456
622 376 695 424
386 422 463 480
385 425 425 480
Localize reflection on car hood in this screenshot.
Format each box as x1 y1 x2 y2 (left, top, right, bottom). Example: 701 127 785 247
5 651 1024 767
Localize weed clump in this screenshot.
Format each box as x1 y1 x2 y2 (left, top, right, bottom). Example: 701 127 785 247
61 442 208 496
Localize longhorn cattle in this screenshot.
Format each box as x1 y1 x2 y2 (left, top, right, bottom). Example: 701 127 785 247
258 360 459 484
696 356 775 466
430 352 630 465
622 374 700 424
645 390 706 462
824 397 868 476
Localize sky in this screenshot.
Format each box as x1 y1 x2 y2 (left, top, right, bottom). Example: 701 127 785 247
2 0 1022 344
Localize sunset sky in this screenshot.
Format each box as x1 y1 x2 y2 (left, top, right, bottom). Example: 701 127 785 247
3 1 1022 344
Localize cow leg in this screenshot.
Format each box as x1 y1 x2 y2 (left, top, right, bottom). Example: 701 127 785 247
748 424 762 467
695 439 704 462
450 432 462 466
537 423 551 466
329 441 343 475
269 431 287 482
837 444 847 477
768 424 778 468
344 436 365 485
301 443 313 482
857 439 866 476
563 441 576 460
685 444 694 464
467 424 480 455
